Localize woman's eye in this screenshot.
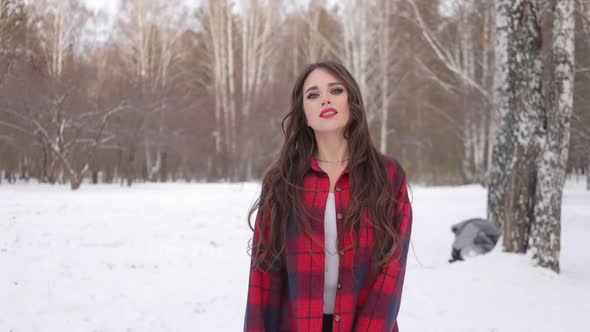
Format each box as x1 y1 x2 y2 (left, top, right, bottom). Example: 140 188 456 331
306 93 319 99
331 88 344 95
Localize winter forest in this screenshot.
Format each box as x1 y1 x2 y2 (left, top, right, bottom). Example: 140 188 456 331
1 0 590 331
0 0 587 187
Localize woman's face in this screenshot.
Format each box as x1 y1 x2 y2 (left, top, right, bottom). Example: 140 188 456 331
302 68 351 136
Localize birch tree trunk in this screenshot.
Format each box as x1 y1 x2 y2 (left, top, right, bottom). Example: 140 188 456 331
487 0 544 252
531 0 575 273
583 0 590 36
476 3 499 185
342 0 376 121
218 2 230 179
204 0 236 180
239 0 277 180
303 3 327 63
459 4 477 183
226 2 237 180
481 5 494 183
487 0 510 229
378 0 392 154
455 2 492 185
119 0 175 182
33 0 86 79
115 7 148 191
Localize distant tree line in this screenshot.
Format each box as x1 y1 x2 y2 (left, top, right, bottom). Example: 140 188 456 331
0 0 589 190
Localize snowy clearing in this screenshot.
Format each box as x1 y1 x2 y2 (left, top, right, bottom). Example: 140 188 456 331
1 180 588 331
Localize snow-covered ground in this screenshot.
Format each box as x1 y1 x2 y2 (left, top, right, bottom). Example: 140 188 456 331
1 179 588 332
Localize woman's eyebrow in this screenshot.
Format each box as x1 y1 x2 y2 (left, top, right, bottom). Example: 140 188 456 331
303 86 317 94
304 82 343 94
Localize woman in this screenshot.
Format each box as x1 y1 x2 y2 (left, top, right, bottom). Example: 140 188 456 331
244 61 412 332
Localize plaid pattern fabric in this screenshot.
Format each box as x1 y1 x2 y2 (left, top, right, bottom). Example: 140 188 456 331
245 155 412 332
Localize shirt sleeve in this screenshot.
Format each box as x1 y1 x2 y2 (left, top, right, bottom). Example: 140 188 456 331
243 209 284 332
353 166 413 332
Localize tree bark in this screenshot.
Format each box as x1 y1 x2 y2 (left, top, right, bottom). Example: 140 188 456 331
487 0 544 253
488 0 511 229
531 0 575 273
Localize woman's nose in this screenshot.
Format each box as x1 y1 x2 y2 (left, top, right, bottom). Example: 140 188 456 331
322 98 331 106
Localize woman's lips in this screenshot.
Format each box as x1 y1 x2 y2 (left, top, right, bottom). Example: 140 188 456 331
320 107 338 118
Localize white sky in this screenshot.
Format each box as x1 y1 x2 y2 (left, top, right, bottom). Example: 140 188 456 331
83 0 120 16
82 0 327 16
79 0 452 17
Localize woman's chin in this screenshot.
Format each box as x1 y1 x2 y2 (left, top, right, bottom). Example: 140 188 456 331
312 127 347 137
311 122 347 132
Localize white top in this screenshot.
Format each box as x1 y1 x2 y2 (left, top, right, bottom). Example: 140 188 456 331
323 192 339 314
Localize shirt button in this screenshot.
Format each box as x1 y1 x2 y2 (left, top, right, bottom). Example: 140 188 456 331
335 186 342 192
334 314 341 322
336 212 343 220
337 283 342 289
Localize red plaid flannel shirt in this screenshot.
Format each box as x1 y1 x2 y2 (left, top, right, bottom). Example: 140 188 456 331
244 155 412 332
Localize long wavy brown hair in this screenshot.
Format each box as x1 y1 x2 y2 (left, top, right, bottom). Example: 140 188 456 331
248 61 399 274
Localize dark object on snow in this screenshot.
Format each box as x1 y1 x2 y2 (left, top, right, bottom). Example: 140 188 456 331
448 218 501 263
449 248 463 262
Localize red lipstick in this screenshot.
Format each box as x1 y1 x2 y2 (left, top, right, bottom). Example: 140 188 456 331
320 107 338 118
